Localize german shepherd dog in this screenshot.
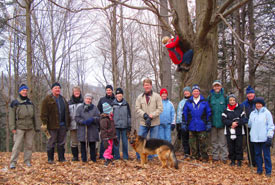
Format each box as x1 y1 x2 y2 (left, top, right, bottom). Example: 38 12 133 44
128 130 178 169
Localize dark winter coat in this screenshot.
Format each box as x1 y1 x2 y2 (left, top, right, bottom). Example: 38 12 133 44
97 94 115 114
75 103 100 142
68 95 84 130
100 114 117 141
40 94 70 130
241 98 256 122
222 104 246 136
9 96 38 131
207 89 227 128
182 95 212 132
113 98 131 129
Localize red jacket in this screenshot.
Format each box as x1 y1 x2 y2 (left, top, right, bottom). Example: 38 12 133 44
165 36 184 65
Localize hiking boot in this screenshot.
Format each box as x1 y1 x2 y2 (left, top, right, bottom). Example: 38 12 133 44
176 65 184 72
58 146 66 162
25 161 32 167
222 160 227 164
10 162 16 169
266 173 271 177
181 63 190 71
230 160 235 166
47 148 54 164
257 171 263 175
104 159 112 166
237 160 242 167
71 147 79 161
182 154 189 160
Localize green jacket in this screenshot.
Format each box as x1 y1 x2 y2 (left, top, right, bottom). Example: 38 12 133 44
9 96 37 131
207 89 227 128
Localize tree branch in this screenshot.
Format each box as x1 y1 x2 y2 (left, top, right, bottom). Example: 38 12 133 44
253 43 275 73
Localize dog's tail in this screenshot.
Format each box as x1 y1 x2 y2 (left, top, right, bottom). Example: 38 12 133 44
170 150 178 169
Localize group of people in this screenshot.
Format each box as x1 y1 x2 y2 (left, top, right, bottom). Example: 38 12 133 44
9 78 274 177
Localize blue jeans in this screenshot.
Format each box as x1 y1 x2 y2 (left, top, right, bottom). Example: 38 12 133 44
136 125 159 159
113 128 128 160
182 49 193 65
254 142 272 174
158 124 171 143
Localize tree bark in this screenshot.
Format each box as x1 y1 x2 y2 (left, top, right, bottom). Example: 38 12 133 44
111 3 118 90
248 0 255 88
159 0 172 98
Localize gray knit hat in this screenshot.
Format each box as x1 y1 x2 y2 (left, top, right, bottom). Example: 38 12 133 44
84 93 93 99
183 86 192 93
228 94 237 100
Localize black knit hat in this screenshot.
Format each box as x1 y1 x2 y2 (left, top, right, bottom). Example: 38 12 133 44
106 85 113 91
115 88 123 95
51 82 61 89
255 97 265 106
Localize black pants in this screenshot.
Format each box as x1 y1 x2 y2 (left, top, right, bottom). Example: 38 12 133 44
226 135 243 161
80 142 96 162
47 126 67 151
181 130 190 155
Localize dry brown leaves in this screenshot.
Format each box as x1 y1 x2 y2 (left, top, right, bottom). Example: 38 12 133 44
0 152 275 185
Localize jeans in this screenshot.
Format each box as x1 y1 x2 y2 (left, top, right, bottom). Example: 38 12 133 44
158 124 171 142
182 49 193 65
113 128 128 160
254 142 272 174
136 125 159 159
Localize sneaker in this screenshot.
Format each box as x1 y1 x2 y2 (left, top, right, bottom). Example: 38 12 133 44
10 162 16 169
48 160 54 164
237 160 242 167
104 159 111 166
266 173 271 177
257 171 263 175
25 161 32 167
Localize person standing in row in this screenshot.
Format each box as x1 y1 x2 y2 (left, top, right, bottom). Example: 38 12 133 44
159 88 175 143
208 80 228 163
182 85 212 162
135 78 163 159
68 86 83 161
242 85 257 167
9 84 39 169
112 88 131 160
176 86 192 159
41 82 70 164
97 85 115 159
222 94 246 167
75 93 100 162
248 97 274 177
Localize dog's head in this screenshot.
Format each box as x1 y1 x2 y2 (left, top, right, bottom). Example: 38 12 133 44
127 129 138 145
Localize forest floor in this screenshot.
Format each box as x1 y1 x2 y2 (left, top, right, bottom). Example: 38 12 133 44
0 152 275 185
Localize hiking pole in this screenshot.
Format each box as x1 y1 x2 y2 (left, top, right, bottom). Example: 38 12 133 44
245 124 252 168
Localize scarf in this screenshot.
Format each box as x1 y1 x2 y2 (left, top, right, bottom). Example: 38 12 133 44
228 103 237 111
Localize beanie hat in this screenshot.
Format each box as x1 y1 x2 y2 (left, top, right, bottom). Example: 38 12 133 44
102 102 113 114
51 82 61 89
228 94 237 100
246 85 255 94
160 88 168 96
212 80 222 86
192 84 200 91
115 88 123 95
106 85 113 91
254 97 265 106
183 86 192 94
18 84 28 93
84 93 93 99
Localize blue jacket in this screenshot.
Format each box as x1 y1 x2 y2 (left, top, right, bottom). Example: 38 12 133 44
176 98 188 124
159 99 175 125
241 98 256 123
248 107 274 142
183 95 212 132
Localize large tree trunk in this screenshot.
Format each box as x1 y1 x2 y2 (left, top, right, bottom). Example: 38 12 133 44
170 0 217 96
159 0 172 98
248 0 255 88
111 3 118 90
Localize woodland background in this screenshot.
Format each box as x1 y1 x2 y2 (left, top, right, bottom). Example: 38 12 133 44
0 0 274 154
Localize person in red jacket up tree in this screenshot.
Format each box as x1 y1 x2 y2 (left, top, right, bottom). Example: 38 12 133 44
162 36 194 72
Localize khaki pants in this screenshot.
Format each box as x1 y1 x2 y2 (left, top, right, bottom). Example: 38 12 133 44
211 127 228 161
10 129 35 164
70 130 78 147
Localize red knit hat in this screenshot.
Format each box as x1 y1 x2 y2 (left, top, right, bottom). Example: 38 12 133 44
160 88 168 96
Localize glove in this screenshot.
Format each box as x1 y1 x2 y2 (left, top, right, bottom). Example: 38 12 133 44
103 140 109 149
127 126 131 133
145 117 152 127
114 138 119 146
181 123 188 132
171 124 175 131
143 113 150 120
87 117 94 125
206 122 212 132
265 137 272 147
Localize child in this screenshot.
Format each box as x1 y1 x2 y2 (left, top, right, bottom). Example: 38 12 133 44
162 35 193 72
248 97 274 177
100 102 118 166
222 94 246 166
159 88 175 143
112 88 131 160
